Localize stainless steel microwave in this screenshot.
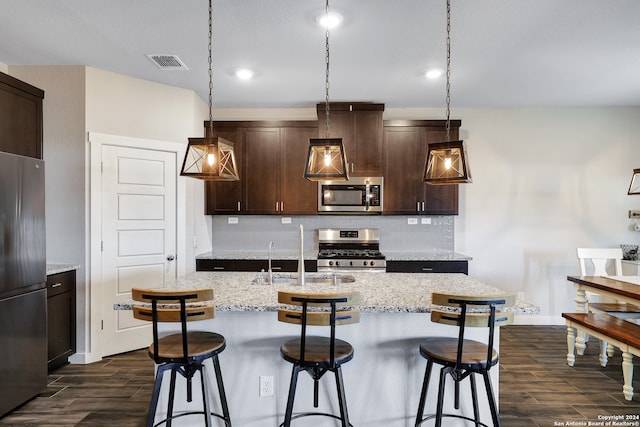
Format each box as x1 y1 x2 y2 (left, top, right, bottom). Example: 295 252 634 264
318 177 383 213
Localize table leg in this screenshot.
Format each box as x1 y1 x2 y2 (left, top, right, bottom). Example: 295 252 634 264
599 340 608 367
575 288 588 355
622 352 634 401
566 326 576 367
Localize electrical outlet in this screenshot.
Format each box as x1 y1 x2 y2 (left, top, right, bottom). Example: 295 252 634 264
228 216 239 224
259 375 274 397
408 218 418 225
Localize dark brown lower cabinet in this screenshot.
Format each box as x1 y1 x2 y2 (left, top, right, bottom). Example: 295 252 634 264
47 270 76 371
196 259 317 273
386 260 468 274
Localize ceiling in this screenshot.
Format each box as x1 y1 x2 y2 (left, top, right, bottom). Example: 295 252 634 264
1 0 639 109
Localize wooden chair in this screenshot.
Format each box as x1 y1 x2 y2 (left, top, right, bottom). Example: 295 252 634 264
132 288 231 427
277 290 360 427
415 293 515 427
576 247 638 364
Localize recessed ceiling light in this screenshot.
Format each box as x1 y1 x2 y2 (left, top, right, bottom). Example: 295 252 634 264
316 12 343 29
425 69 444 79
235 69 254 80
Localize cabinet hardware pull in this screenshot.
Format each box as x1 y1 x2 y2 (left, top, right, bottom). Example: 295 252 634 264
272 267 282 271
237 201 241 211
275 201 279 211
281 202 284 211
421 268 434 272
417 202 420 212
213 266 225 270
51 282 63 288
421 202 425 211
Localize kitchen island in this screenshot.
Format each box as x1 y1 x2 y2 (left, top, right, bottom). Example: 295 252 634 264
115 272 537 427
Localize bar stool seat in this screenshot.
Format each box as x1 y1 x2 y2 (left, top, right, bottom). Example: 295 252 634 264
132 288 232 427
280 336 354 366
415 293 514 427
277 290 360 427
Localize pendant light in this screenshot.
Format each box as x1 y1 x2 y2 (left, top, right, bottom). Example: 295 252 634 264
304 0 348 181
423 0 472 185
628 169 640 195
180 0 239 181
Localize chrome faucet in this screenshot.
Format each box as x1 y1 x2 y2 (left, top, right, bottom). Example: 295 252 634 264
268 241 275 284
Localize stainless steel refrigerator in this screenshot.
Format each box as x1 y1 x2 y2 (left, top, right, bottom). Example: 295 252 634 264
0 151 47 416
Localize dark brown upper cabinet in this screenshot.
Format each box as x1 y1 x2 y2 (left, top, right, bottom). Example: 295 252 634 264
0 72 44 159
204 121 318 215
316 102 384 177
383 120 460 215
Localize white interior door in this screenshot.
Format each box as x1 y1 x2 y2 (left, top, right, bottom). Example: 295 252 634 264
100 144 177 356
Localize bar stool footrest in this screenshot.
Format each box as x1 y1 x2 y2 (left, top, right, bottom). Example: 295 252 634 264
279 411 354 427
153 410 231 427
416 413 491 427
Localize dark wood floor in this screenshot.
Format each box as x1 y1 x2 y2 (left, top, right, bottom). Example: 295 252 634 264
1 325 639 426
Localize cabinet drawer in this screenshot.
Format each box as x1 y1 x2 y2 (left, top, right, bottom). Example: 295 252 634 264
47 270 75 297
386 260 468 274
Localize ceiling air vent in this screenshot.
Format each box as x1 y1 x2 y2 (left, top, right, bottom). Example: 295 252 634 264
146 54 189 71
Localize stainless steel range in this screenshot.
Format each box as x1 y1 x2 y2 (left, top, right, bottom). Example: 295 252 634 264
317 228 386 272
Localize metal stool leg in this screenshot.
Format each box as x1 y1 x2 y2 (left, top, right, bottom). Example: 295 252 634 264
166 367 178 427
147 364 170 427
435 367 449 427
199 364 213 427
283 365 301 427
212 355 232 426
334 366 350 427
415 359 433 427
482 370 501 427
470 373 480 426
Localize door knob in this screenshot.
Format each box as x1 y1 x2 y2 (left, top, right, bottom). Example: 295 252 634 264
167 255 175 261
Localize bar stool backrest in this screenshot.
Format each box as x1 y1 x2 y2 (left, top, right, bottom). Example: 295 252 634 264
278 291 360 367
430 293 515 369
577 248 623 276
132 288 215 364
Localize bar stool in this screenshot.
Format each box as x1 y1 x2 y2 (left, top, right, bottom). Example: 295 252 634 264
277 290 360 427
132 288 232 427
415 293 515 427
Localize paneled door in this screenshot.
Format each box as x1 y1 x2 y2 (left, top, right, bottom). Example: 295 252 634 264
100 144 177 356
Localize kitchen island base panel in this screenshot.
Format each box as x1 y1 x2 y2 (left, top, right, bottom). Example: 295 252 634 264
151 311 499 426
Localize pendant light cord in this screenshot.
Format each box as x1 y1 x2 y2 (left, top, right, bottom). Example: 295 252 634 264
445 0 451 142
324 0 331 139
208 0 214 138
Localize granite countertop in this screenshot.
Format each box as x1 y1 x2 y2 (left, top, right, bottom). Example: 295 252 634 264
114 271 538 314
46 264 80 275
196 251 472 261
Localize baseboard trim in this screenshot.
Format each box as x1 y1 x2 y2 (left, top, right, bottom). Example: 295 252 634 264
68 352 102 365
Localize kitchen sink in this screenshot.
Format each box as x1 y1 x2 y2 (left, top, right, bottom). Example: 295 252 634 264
252 272 356 286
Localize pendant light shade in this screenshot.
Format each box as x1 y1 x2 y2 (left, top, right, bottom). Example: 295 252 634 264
304 138 349 181
423 0 472 185
180 137 239 181
628 169 640 195
304 0 348 181
423 140 471 184
180 0 239 181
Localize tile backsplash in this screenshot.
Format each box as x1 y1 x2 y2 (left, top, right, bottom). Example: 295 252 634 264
209 215 454 254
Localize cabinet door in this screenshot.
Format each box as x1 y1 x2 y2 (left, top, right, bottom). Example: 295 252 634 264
47 270 76 371
280 127 318 214
383 127 423 214
204 127 243 214
244 128 281 214
421 128 459 215
351 110 383 176
0 72 44 159
317 103 384 176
